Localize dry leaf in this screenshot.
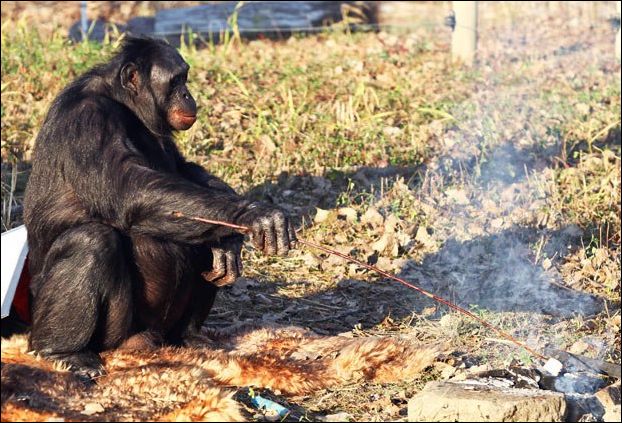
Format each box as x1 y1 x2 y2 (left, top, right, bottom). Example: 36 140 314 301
314 207 331 223
384 214 399 233
415 226 435 248
255 134 277 156
372 232 396 255
338 207 358 223
300 252 320 268
320 412 352 422
490 217 504 229
82 403 104 416
334 233 348 243
361 207 384 227
445 188 470 205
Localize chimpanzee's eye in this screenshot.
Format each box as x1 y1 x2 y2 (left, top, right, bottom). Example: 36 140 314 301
170 75 181 86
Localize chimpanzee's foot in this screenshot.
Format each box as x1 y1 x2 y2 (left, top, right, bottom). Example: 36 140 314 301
182 333 215 348
44 350 105 381
119 330 163 351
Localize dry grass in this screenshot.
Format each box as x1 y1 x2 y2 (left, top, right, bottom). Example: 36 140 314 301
1 1 621 421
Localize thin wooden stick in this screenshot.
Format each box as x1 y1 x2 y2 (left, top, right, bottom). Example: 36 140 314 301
172 210 547 361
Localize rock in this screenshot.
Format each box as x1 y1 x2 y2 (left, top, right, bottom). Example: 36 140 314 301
596 382 621 416
575 102 590 115
564 392 609 423
407 381 566 422
553 372 608 394
602 405 621 422
466 363 493 375
383 126 402 138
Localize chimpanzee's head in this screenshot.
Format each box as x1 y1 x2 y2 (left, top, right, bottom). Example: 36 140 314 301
114 37 197 134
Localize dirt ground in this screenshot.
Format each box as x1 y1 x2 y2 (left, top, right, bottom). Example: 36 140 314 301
1 1 620 421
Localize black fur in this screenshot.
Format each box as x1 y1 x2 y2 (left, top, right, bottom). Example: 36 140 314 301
23 37 296 376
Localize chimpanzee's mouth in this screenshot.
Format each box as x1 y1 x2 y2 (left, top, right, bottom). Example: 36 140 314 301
179 114 197 124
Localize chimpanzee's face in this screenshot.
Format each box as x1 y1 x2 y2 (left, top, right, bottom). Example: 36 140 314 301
120 44 197 133
150 53 197 131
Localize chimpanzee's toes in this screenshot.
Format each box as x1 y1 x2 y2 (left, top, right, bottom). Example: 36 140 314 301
46 351 106 382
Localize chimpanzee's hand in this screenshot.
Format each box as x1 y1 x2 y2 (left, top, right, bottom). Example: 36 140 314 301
235 202 297 256
202 235 244 287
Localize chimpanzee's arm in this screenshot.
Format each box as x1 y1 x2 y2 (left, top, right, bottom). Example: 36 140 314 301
63 107 253 244
178 160 238 196
177 156 246 286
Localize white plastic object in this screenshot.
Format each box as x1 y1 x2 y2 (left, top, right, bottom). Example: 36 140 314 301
1 225 29 318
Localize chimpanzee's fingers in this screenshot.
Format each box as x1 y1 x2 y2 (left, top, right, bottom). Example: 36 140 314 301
216 251 240 286
225 249 241 280
237 253 243 277
287 220 298 249
202 249 226 283
274 213 291 256
251 222 265 252
261 216 278 256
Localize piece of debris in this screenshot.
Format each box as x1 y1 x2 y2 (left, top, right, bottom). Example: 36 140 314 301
596 381 621 408
250 394 290 420
407 381 566 422
544 348 621 379
542 357 564 377
473 367 541 389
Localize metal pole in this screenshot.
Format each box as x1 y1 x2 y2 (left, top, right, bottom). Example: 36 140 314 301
81 1 88 40
616 1 621 60
451 1 478 66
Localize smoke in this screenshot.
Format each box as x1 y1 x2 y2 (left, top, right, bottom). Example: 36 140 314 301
404 2 618 349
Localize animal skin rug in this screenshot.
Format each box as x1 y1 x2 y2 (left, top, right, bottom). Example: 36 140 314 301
1 324 441 421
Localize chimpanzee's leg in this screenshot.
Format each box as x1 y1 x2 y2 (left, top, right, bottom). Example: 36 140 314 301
29 223 133 378
167 270 219 346
170 236 244 345
130 234 219 346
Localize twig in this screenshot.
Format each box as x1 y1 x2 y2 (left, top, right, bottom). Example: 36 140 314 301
172 211 548 361
296 297 343 311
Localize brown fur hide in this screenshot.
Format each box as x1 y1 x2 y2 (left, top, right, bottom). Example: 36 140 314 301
1 325 441 421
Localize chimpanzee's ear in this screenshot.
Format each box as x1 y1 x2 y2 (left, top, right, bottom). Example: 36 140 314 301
120 62 140 94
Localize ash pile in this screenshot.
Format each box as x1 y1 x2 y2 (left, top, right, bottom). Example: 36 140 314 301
409 350 620 422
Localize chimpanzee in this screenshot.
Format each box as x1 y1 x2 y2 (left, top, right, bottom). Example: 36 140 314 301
23 37 296 378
